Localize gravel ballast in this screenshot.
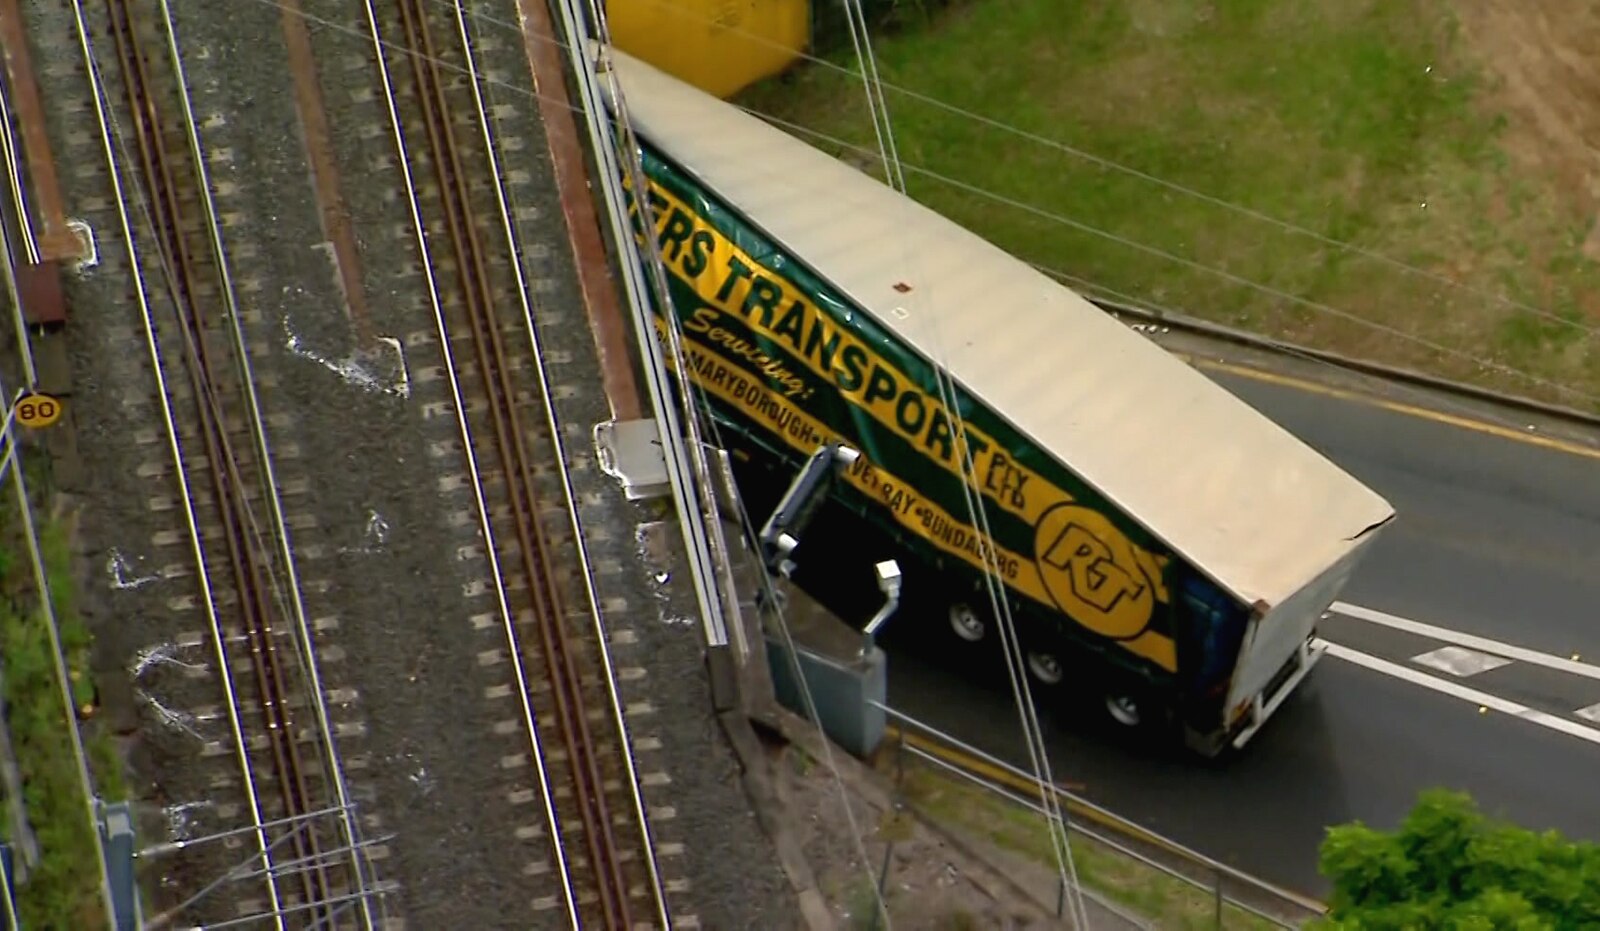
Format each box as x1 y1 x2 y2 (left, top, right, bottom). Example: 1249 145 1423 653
20 0 796 925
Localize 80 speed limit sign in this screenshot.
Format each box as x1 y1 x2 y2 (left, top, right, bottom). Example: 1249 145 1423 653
13 392 64 429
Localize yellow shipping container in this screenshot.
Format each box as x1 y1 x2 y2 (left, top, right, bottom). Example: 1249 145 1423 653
606 0 808 99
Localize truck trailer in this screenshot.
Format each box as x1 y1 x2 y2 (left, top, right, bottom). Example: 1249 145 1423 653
598 49 1396 755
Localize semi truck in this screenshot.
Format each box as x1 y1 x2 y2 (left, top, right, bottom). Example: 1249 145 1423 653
598 48 1396 756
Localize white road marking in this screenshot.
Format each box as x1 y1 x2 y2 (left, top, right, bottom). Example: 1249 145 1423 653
1577 703 1600 725
1320 640 1600 747
1411 645 1511 678
1331 601 1600 682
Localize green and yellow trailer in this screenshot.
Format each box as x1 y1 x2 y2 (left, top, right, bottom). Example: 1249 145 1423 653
600 50 1395 756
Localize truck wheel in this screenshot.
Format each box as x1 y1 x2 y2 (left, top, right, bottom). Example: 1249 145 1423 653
1105 694 1142 728
948 603 986 642
1025 650 1064 685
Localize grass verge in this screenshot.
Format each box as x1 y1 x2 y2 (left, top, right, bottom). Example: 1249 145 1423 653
0 497 127 930
738 0 1600 408
888 753 1284 929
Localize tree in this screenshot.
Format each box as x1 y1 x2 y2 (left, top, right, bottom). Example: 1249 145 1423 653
1314 789 1600 930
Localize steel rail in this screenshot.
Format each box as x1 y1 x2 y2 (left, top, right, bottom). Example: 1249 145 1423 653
356 0 579 924
386 0 633 922
88 0 388 922
152 3 377 921
64 0 287 923
0 78 39 265
96 0 337 914
0 47 118 931
362 0 665 923
449 3 668 922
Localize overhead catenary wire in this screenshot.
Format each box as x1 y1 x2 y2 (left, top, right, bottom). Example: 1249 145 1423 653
1037 265 1600 472
74 2 389 922
309 0 1600 456
568 0 894 922
833 2 1090 926
293 0 1600 718
0 27 119 926
192 6 1600 923
834 6 910 926
628 0 1600 346
837 0 904 195
293 0 1600 413
243 0 1600 462
260 0 1600 704
748 109 1600 409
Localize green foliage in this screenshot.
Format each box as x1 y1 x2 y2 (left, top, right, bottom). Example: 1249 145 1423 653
741 0 1600 405
1315 789 1600 930
0 507 126 930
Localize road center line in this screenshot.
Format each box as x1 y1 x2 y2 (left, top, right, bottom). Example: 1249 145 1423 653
1183 356 1600 463
1319 640 1600 747
1330 601 1600 682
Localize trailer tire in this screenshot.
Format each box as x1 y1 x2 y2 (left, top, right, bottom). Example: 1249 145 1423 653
1025 650 1065 686
948 602 986 642
1104 693 1143 728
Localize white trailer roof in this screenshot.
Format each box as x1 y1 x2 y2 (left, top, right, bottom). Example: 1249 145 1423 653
599 49 1395 610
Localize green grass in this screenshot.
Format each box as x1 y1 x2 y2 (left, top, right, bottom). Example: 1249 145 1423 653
0 501 127 930
893 757 1284 929
739 0 1600 408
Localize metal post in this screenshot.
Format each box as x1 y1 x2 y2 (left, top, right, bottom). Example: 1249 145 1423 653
873 837 895 929
1 842 18 931
1214 869 1225 927
0 380 117 931
859 559 902 656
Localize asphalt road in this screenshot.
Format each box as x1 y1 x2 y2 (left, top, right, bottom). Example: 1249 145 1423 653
1204 357 1600 665
883 337 1600 897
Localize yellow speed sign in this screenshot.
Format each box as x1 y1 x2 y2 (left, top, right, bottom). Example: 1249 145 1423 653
14 392 64 429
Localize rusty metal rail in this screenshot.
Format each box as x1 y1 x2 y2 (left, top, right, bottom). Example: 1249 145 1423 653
70 0 375 924
0 0 82 265
362 0 667 925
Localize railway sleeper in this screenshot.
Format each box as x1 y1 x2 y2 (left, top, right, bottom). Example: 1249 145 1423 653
197 726 329 758
523 737 627 766
511 637 605 673
467 472 570 500
225 642 339 673
156 541 306 581
485 533 581 564
422 353 533 381
167 444 304 483
427 275 520 306
133 426 297 471
520 675 619 704
473 500 573 527
403 319 529 347
190 693 318 720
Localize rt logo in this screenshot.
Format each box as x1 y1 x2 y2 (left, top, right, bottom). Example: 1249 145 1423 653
1033 503 1157 640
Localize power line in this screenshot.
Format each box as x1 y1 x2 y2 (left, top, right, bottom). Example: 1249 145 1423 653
630 0 1600 343
253 0 1600 415
1040 264 1595 454
352 0 1599 409
835 1 1091 925
569 3 896 924
257 4 1600 445
746 108 1600 408
229 3 910 915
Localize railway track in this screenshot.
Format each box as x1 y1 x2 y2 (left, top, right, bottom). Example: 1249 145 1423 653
63 0 382 925
360 0 670 925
